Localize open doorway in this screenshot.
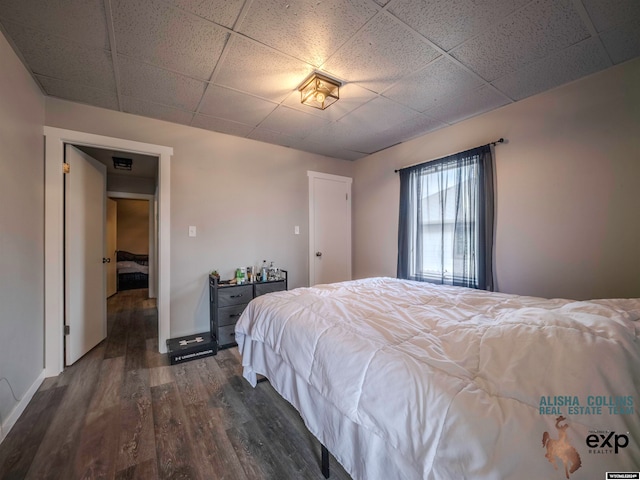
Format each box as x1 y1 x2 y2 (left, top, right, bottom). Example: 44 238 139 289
110 196 154 293
44 127 173 377
113 198 151 292
75 145 159 299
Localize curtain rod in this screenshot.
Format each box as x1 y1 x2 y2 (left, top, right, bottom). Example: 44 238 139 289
393 138 504 173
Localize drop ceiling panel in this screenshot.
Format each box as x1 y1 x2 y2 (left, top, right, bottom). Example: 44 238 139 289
322 13 440 93
306 96 423 152
289 138 368 160
118 56 206 111
122 96 194 125
304 121 370 152
582 0 640 32
2 22 115 91
347 132 401 154
192 114 255 137
112 0 228 81
247 127 297 148
425 85 510 125
341 96 424 132
492 37 611 101
0 0 109 50
600 20 640 64
36 75 119 110
199 86 278 126
385 114 449 144
257 105 330 139
168 0 246 28
388 0 530 51
451 0 590 81
342 111 446 152
214 35 313 103
238 0 377 66
347 129 407 154
383 56 483 112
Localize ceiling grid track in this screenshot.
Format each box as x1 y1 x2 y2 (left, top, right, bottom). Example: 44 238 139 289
190 0 255 126
103 0 123 112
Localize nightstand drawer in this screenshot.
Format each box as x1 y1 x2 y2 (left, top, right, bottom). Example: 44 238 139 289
217 285 253 307
218 303 248 327
255 281 286 297
219 325 237 347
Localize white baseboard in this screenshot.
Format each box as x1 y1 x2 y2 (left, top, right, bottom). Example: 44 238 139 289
0 370 45 444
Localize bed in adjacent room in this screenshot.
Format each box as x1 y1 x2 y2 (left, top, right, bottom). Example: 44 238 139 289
116 250 149 291
235 277 640 480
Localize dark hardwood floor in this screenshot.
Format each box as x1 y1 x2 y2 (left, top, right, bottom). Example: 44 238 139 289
0 289 352 480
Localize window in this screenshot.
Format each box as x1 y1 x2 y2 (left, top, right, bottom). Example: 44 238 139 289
397 145 494 290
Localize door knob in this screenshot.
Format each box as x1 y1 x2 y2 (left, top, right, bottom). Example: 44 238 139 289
316 252 322 257
102 257 111 263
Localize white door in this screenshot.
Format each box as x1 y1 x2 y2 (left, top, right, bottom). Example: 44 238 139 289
106 198 117 297
65 145 107 365
308 171 352 286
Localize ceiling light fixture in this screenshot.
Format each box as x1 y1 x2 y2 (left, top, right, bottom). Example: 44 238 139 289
113 156 133 171
298 72 341 110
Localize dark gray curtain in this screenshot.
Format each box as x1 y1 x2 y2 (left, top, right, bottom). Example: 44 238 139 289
397 145 494 290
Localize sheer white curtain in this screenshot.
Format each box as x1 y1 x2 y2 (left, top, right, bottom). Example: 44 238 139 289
397 145 494 290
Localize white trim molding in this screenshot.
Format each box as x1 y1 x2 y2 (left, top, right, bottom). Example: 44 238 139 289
0 370 45 444
44 127 173 377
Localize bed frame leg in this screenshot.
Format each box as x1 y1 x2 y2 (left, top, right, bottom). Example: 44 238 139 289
321 444 330 478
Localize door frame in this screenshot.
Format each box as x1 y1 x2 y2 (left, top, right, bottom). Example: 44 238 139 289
106 197 118 298
44 127 173 377
307 171 352 286
107 192 157 299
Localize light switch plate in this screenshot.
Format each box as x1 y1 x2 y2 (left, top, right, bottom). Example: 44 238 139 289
189 226 196 237
294 225 300 235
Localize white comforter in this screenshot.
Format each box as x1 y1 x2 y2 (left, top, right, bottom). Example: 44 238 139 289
235 277 640 479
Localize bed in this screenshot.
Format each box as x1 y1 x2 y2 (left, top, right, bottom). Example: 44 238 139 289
235 277 640 479
116 250 149 291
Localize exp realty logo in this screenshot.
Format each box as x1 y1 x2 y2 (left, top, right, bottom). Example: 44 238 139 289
542 417 633 479
586 430 630 454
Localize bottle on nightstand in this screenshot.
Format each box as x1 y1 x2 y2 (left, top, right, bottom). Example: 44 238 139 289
261 260 268 282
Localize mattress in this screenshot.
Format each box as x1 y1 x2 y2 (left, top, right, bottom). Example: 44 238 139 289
116 260 149 275
235 277 640 479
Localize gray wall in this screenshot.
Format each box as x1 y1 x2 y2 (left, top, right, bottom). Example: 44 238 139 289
108 173 156 195
45 99 354 337
353 58 640 300
0 32 45 431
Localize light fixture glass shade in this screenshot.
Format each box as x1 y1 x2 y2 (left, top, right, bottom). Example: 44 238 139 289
299 73 340 110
